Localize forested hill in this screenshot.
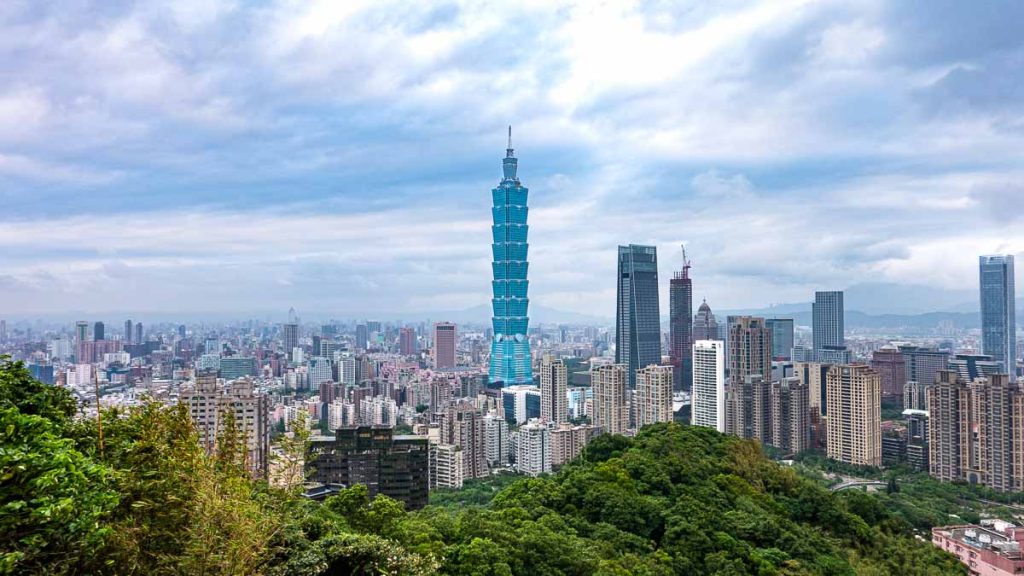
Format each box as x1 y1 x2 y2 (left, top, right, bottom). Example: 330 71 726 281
0 357 963 575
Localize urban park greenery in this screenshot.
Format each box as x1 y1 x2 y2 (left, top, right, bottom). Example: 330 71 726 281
0 358 965 575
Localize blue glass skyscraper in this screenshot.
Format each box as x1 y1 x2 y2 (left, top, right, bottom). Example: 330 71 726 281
980 255 1016 374
489 129 533 386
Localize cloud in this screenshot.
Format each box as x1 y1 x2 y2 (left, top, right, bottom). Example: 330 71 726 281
0 1 1022 316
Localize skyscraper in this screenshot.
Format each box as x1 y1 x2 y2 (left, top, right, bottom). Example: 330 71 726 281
93 321 105 341
980 255 1016 373
75 321 89 362
516 419 551 477
489 129 533 386
870 345 906 402
539 355 567 424
812 291 844 361
669 247 693 390
355 324 368 351
826 365 881 467
765 318 794 361
134 322 143 345
432 322 456 369
692 340 726 432
693 300 718 341
282 321 299 357
616 244 661 388
439 400 488 480
399 327 417 356
124 319 132 343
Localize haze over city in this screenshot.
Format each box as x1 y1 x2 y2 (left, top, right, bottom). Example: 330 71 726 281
1 1 1022 318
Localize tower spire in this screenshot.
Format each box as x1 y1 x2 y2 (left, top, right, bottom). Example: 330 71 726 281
506 125 514 158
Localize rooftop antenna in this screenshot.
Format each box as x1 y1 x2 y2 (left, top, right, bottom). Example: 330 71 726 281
506 125 514 157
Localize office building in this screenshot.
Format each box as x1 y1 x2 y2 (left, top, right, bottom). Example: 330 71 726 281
900 345 949 392
307 426 428 510
826 365 881 467
616 244 661 388
812 291 845 362
693 300 719 341
429 444 464 490
516 419 551 476
282 322 299 357
182 372 270 478
489 133 534 386
355 324 368 351
501 384 541 425
635 364 674 428
93 321 105 341
949 353 1002 382
870 345 906 402
399 327 417 356
134 322 143 345
765 318 794 361
440 401 488 479
433 322 457 369
692 340 726 432
669 250 693 390
124 319 132 343
220 357 257 381
550 423 600 468
539 355 568 424
75 321 89 362
980 255 1016 373
591 364 629 434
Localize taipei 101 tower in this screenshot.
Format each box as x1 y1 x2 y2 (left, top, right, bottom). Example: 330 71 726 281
488 127 533 386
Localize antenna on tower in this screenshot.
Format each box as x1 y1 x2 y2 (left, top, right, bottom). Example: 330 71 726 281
508 125 512 149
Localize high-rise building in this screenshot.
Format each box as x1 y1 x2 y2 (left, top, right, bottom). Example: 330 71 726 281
870 345 906 402
500 385 541 424
539 355 567 424
826 364 881 467
488 131 533 386
669 248 693 390
182 372 270 478
355 324 368 351
692 340 726 432
728 317 773 383
949 353 1002 382
432 322 457 369
282 322 299 357
980 255 1016 373
306 356 334 387
928 371 1024 491
124 319 132 343
765 318 794 361
635 364 674 428
440 401 488 480
591 364 629 435
75 321 89 362
904 380 929 411
399 327 417 356
429 444 464 489
220 357 257 380
484 411 509 467
307 426 428 509
516 419 551 477
693 300 719 341
134 322 143 345
616 244 661 388
812 291 844 362
769 377 810 454
93 321 105 341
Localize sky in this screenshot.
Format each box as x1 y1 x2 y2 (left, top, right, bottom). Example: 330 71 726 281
0 0 1022 320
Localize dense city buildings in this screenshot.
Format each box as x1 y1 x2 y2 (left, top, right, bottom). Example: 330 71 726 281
725 317 773 440
488 133 533 386
979 255 1016 374
307 426 429 510
516 419 551 476
669 248 693 390
550 423 600 468
900 345 949 394
615 244 661 388
439 400 488 480
692 340 726 432
432 322 457 369
826 364 881 467
429 443 464 489
539 355 567 424
634 364 674 428
591 363 629 434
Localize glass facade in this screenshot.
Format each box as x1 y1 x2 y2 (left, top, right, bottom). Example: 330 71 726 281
980 255 1016 373
489 140 533 385
616 245 661 388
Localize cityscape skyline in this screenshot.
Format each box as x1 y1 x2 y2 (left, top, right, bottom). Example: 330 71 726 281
1 2 1023 316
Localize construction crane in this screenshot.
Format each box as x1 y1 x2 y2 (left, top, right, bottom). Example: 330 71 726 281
679 244 691 279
